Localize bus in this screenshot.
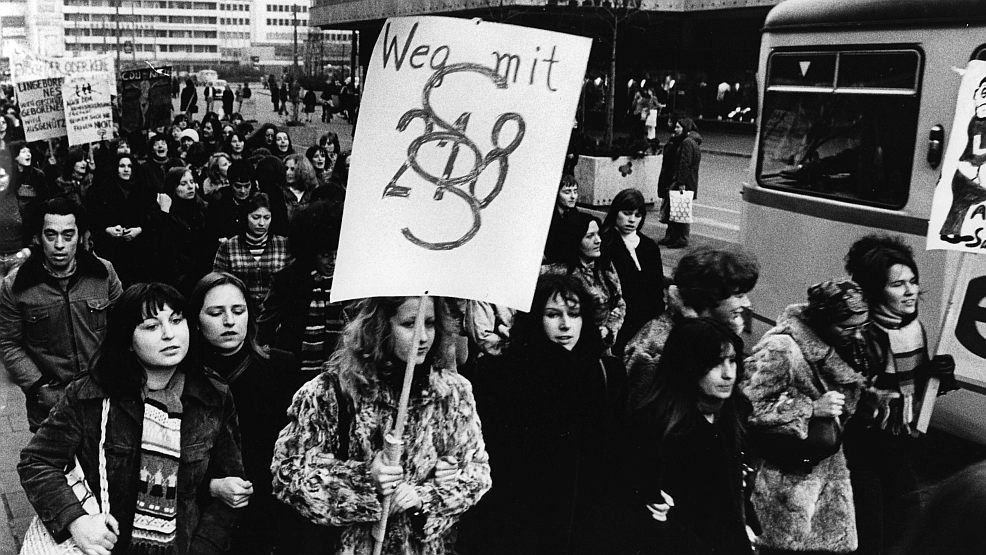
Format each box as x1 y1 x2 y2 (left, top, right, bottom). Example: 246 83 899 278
742 0 986 443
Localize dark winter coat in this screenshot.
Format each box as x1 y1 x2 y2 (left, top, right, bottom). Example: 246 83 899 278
85 177 160 286
11 165 49 246
303 90 317 113
460 339 627 554
601 228 665 355
157 195 212 295
18 369 244 554
658 129 702 199
256 262 347 357
180 84 198 113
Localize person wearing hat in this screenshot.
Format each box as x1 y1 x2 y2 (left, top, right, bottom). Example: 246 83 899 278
741 279 870 554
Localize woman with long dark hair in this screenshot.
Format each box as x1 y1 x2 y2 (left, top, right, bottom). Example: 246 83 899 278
460 274 626 554
271 295 491 554
188 272 300 555
627 318 753 554
20 282 243 554
157 166 211 294
601 188 665 355
542 211 626 352
86 152 159 286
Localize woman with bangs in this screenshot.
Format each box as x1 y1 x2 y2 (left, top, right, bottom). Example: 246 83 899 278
281 153 319 221
306 144 346 202
20 282 244 555
627 318 753 555
270 295 491 554
201 152 232 199
460 274 626 555
601 188 666 356
188 272 300 555
223 131 249 161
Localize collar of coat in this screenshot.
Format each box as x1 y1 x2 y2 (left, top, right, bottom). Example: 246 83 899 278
770 303 865 386
12 248 109 293
73 368 227 422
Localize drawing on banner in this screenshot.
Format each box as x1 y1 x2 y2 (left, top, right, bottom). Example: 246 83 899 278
384 63 526 251
63 72 113 146
928 60 986 252
121 66 173 134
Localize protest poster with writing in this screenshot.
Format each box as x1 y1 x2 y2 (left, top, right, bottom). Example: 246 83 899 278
927 60 986 252
15 77 66 142
332 17 590 312
9 44 117 95
120 66 173 134
63 72 114 146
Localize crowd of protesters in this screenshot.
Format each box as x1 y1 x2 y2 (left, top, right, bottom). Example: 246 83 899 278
0 84 975 555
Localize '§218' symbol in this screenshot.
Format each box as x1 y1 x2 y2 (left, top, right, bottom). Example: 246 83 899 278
383 62 526 251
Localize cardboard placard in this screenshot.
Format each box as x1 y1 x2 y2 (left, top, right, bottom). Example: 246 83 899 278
63 72 114 146
15 77 66 142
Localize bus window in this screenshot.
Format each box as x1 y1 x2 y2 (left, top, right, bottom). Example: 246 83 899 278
757 49 921 209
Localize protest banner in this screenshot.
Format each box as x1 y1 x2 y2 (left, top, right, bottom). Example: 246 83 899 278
63 72 113 146
120 66 173 134
331 16 591 312
9 44 117 95
928 60 986 252
15 77 66 142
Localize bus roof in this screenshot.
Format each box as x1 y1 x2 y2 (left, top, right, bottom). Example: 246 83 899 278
764 0 986 31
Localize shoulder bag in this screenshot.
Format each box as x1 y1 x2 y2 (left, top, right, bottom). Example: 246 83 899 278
20 398 111 555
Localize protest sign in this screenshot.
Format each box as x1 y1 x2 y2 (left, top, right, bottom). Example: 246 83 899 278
9 44 117 95
331 16 590 311
120 66 173 134
63 72 114 146
928 60 986 252
15 77 66 142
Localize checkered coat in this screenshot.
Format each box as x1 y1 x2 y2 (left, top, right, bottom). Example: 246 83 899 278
213 235 291 308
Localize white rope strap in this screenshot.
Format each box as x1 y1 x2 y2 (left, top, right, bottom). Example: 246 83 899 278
98 398 110 515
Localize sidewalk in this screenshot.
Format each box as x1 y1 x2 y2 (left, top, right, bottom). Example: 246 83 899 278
0 367 32 555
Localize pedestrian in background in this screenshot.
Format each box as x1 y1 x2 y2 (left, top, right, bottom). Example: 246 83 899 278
544 174 581 264
223 84 234 119
304 88 317 123
659 116 702 249
180 78 198 119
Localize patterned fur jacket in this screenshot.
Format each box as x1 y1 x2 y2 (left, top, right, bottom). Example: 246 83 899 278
271 364 491 555
623 285 692 411
741 304 865 553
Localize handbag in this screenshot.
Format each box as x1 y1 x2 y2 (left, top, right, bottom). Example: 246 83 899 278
668 189 694 224
20 399 111 555
755 362 843 470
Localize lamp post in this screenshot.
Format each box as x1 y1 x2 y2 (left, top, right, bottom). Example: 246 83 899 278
292 4 299 78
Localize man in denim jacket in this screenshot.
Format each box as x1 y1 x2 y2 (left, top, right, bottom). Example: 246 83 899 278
0 197 123 430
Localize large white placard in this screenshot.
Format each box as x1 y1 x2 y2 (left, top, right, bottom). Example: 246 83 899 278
9 44 117 95
331 17 590 312
62 72 114 146
16 77 66 142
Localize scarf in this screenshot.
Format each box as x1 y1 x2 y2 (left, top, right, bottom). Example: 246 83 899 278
872 305 923 435
244 227 268 259
132 371 185 554
300 268 345 375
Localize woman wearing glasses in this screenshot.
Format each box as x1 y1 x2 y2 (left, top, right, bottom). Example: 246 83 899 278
741 280 869 554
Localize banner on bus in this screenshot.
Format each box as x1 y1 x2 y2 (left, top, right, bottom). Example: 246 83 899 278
8 44 117 95
927 60 986 253
62 72 113 146
331 16 590 312
120 66 174 134
15 77 66 142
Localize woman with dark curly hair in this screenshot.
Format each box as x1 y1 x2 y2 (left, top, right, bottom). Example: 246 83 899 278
270 294 491 554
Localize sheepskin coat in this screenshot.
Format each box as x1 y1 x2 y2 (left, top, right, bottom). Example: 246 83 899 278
742 304 865 553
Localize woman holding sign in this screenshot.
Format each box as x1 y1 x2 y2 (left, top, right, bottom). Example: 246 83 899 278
843 235 957 555
270 295 491 555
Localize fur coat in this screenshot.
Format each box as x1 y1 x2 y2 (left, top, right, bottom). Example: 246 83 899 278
741 304 865 553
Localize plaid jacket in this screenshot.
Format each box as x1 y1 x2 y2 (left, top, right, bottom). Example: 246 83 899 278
213 235 292 308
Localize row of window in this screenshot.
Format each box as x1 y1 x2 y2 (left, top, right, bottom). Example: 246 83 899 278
266 4 307 12
65 13 217 24
266 18 307 26
65 28 218 38
66 42 218 53
219 32 250 39
1 16 26 27
63 0 216 7
220 3 248 10
220 18 248 25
